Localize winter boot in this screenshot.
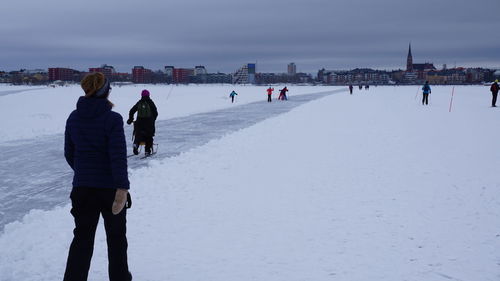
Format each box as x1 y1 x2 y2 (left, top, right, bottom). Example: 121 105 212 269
145 146 152 156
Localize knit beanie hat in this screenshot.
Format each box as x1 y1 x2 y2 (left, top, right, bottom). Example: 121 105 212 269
141 89 150 97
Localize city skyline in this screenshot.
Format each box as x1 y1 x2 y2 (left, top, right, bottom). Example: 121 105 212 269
3 55 497 76
1 0 499 73
1 42 499 74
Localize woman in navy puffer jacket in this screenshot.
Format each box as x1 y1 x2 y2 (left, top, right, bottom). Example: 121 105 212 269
63 72 132 281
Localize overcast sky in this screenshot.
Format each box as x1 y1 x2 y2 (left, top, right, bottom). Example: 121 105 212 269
1 0 499 73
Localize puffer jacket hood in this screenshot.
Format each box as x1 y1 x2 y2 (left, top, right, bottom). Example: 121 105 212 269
76 96 112 119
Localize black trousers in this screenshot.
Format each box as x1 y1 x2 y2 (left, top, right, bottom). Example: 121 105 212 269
231 96 235 103
492 92 498 106
422 93 429 105
267 95 272 102
64 187 132 281
134 133 153 153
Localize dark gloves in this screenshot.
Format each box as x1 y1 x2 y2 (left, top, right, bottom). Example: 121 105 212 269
126 118 133 125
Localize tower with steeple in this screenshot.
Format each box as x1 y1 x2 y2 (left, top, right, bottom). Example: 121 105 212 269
406 43 413 72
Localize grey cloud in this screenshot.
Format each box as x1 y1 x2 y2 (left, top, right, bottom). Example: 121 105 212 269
1 0 499 73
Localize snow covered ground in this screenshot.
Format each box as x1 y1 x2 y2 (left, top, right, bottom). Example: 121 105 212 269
0 84 336 143
0 88 342 229
0 85 499 281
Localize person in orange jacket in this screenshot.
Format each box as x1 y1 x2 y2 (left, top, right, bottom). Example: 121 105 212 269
266 87 274 102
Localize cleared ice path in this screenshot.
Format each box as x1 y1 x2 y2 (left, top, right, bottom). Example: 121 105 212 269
0 87 47 97
0 89 345 230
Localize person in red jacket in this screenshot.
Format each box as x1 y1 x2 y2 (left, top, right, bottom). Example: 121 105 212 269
279 87 289 100
267 87 274 102
491 79 499 107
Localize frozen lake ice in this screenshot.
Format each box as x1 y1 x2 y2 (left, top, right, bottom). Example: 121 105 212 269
0 89 344 230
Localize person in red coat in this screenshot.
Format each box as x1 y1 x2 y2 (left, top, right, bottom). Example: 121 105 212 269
267 87 274 102
279 87 289 100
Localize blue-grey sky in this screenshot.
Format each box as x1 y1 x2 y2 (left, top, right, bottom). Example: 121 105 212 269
1 0 499 73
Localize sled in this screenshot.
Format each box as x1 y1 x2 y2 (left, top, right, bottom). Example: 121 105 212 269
128 141 158 158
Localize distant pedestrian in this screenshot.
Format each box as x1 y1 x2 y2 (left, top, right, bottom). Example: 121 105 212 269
358 84 362 90
490 79 499 107
229 90 238 103
267 87 274 102
348 84 353 94
279 87 289 100
422 81 431 105
365 84 369 90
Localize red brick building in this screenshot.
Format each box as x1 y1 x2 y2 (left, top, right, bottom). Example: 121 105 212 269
48 68 76 81
173 68 194 84
89 64 114 78
132 66 152 83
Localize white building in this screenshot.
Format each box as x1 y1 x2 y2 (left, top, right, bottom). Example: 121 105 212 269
194 66 207 76
233 63 256 84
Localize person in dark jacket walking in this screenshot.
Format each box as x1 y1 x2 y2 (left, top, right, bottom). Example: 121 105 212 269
64 72 132 281
127 90 158 156
490 79 499 107
422 81 431 105
349 84 353 94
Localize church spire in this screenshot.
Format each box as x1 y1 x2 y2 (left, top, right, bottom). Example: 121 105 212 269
406 43 413 72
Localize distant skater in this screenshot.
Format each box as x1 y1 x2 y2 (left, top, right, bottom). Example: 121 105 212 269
422 81 431 105
358 84 362 90
279 87 289 100
229 90 238 103
267 87 274 102
349 84 353 94
490 79 499 107
365 84 369 90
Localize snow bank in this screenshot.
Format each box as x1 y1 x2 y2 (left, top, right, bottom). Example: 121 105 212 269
0 85 498 281
0 84 338 143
